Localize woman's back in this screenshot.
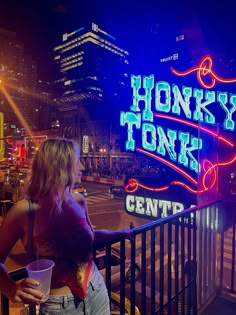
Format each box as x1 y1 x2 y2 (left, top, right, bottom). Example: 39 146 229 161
22 194 94 264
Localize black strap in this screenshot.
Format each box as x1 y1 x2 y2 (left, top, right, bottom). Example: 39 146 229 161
27 199 35 263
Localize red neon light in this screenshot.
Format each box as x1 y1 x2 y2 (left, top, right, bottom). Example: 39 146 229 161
131 147 236 194
124 178 169 193
171 159 216 194
172 154 236 193
154 113 234 147
136 147 198 185
125 178 139 193
171 55 236 89
201 159 217 191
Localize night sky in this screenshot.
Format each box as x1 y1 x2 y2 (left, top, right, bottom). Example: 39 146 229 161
0 0 235 80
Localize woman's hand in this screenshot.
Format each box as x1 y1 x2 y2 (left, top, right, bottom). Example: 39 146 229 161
94 226 135 244
9 278 44 305
120 227 135 242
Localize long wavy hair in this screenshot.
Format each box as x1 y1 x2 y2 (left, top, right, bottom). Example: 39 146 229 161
26 138 79 213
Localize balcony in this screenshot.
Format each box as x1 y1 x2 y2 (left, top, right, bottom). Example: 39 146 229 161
1 199 236 314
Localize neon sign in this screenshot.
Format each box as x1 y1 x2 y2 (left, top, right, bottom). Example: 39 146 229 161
125 194 187 218
120 55 236 195
171 55 236 89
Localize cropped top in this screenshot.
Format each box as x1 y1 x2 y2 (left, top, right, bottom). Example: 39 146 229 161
26 199 94 300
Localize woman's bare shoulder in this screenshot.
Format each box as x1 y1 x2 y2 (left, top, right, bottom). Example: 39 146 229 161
6 199 30 218
72 191 86 204
0 200 29 237
0 200 30 262
67 193 88 219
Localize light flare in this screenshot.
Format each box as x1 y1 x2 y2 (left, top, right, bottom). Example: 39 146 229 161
0 85 33 136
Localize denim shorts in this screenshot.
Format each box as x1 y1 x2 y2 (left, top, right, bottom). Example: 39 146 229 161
39 263 110 315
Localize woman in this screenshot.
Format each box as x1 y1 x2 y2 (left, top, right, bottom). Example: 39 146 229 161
0 138 132 314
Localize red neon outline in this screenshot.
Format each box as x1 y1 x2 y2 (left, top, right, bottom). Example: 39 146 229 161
124 178 169 193
154 113 234 147
136 147 198 185
201 159 216 190
171 55 236 89
171 154 236 193
130 147 236 194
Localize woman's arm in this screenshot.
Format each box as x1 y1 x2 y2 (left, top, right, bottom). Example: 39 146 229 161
0 202 24 263
75 193 134 245
0 201 43 304
93 228 133 245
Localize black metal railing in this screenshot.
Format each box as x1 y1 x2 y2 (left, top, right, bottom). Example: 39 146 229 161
218 200 236 296
1 199 236 315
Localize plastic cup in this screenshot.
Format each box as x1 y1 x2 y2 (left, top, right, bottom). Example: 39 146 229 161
26 259 55 302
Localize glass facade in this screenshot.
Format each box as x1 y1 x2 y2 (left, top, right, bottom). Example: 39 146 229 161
53 23 129 104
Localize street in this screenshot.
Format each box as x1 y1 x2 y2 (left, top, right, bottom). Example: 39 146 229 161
83 181 150 230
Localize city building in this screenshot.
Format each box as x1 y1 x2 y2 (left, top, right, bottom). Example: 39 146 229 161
53 22 132 171
36 79 59 131
0 28 61 163
0 28 38 132
53 22 129 106
156 22 236 80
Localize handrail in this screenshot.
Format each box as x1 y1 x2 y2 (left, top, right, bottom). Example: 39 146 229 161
132 199 219 235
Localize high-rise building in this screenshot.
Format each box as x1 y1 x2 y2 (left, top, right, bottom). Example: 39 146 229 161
0 28 38 133
36 79 60 131
53 23 131 170
53 22 129 110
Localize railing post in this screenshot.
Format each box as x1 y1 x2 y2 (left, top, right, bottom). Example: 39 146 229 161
1 294 9 315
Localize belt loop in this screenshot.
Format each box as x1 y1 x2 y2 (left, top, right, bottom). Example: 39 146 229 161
63 295 68 308
90 280 95 291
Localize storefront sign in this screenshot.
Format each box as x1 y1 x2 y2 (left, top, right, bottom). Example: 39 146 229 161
120 55 236 196
83 135 89 154
125 194 186 218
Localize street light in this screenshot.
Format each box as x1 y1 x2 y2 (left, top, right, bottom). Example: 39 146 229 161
99 148 106 154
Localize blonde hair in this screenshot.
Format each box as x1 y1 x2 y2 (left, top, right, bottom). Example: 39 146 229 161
26 138 79 213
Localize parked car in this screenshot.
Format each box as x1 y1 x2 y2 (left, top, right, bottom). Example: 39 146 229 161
108 185 125 199
72 182 88 197
95 246 141 286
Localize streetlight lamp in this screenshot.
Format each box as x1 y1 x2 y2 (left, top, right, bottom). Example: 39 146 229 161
99 147 107 175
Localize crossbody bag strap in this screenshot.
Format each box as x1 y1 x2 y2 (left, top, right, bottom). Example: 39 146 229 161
27 199 35 263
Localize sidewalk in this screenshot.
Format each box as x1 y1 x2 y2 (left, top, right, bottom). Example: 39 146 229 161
201 296 236 315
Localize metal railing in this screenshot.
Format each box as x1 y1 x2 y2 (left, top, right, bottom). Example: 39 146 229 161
1 199 236 315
